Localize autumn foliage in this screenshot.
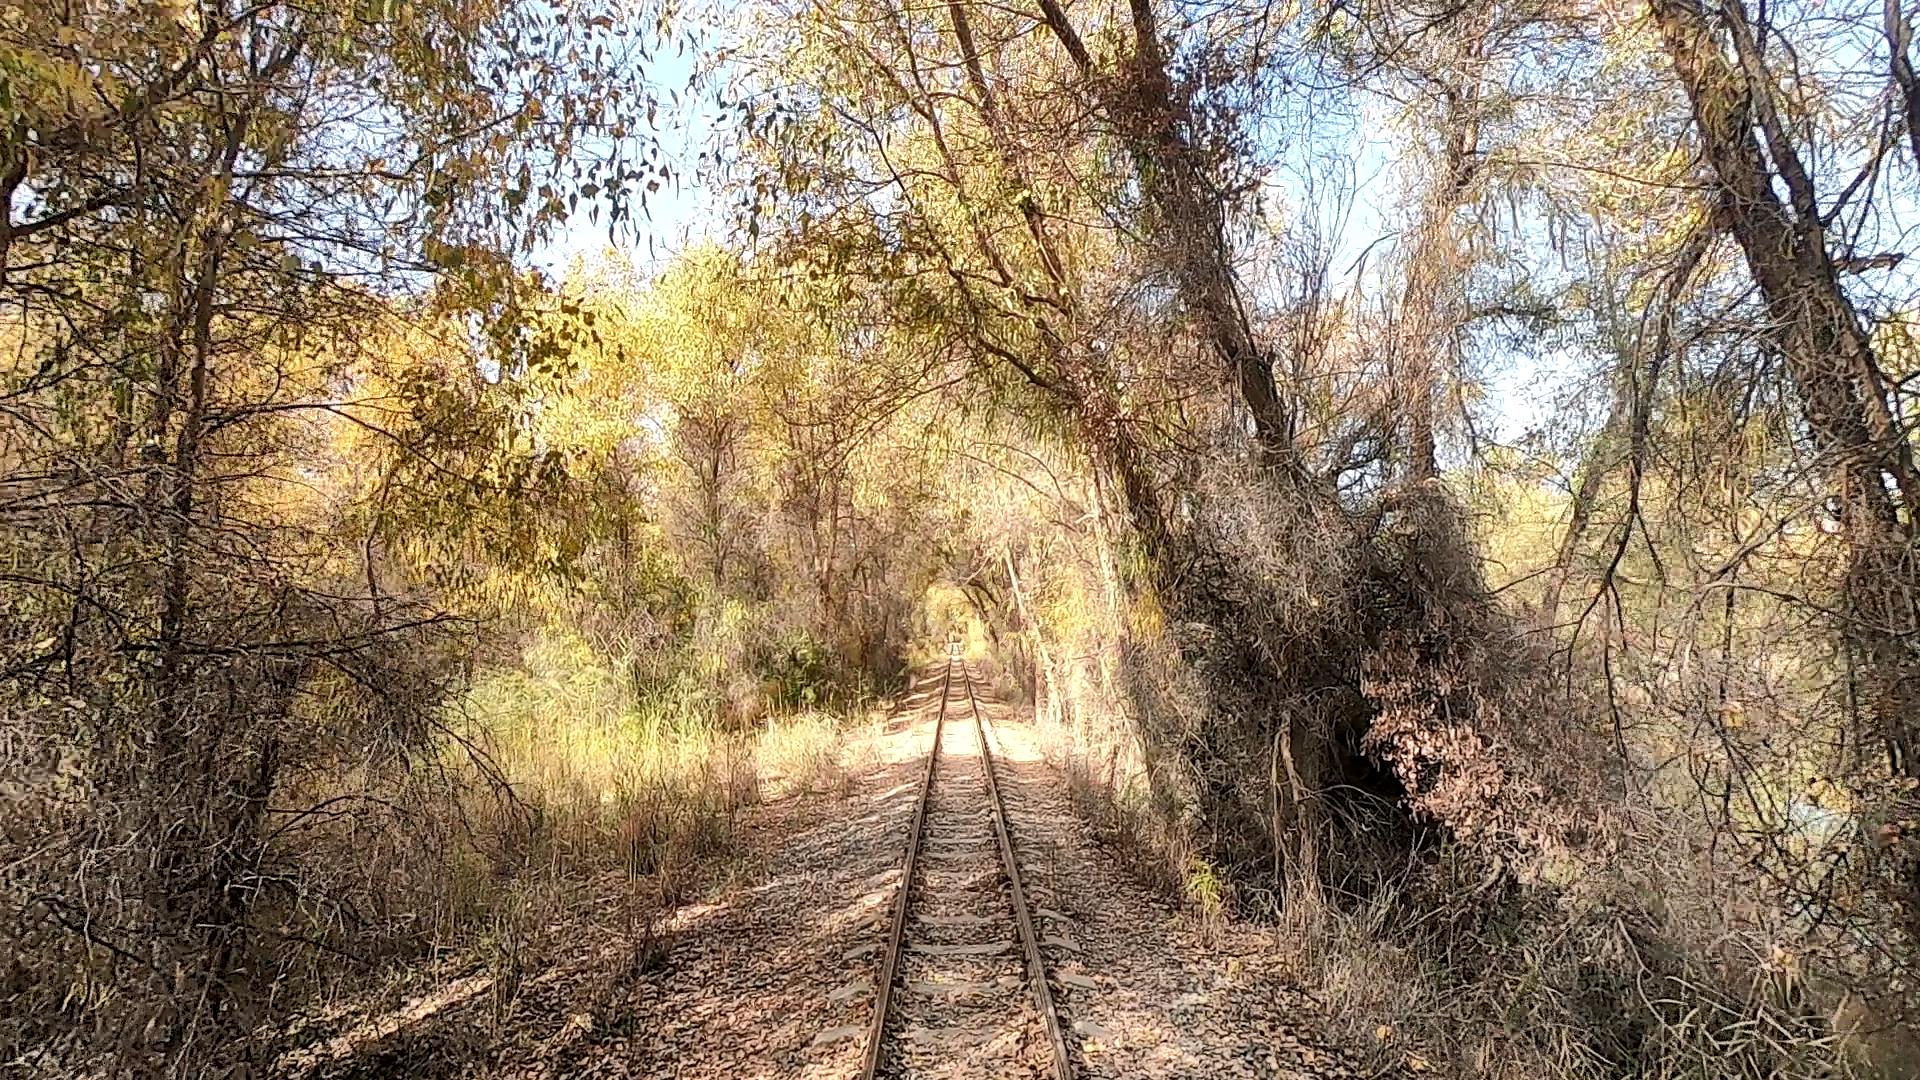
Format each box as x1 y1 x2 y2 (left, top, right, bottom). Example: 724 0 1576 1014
7 0 1920 1075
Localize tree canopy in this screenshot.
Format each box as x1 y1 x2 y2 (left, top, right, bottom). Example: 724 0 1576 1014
7 0 1920 1074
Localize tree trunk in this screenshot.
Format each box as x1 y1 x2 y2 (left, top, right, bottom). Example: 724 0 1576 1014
1393 20 1488 483
1886 0 1920 168
1034 0 1301 476
1651 0 1920 910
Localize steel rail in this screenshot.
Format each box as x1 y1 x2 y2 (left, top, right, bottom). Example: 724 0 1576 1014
960 662 1074 1080
858 659 951 1080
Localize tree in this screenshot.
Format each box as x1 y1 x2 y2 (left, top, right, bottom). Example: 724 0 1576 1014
0 0 660 1068
1648 0 1920 931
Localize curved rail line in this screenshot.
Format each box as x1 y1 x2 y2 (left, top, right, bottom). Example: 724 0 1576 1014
858 658 1073 1079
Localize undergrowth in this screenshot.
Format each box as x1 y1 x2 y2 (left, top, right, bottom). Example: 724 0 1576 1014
1282 838 1910 1079
454 631 853 905
994 488 1919 1080
256 629 865 1073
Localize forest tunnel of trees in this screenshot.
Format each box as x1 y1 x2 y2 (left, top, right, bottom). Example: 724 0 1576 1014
5 0 1920 1075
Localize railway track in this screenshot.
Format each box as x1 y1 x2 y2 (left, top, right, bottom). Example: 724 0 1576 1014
858 658 1074 1080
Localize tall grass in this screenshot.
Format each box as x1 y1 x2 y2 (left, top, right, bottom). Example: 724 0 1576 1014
253 631 861 1073
452 632 848 906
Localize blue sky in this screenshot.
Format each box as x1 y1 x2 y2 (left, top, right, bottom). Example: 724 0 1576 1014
522 17 1611 454
532 42 720 277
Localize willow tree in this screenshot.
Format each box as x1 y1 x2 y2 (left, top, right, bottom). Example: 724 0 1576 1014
0 0 661 1069
730 0 1564 908
1643 0 1920 947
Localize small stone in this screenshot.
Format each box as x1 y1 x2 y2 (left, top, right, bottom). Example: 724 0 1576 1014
828 979 872 1002
809 1025 862 1048
1073 1019 1117 1043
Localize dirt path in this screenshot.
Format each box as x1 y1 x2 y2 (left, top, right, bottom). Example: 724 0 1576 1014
286 671 1381 1079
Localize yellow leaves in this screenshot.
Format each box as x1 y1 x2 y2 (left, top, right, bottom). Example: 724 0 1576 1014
0 40 105 121
1805 776 1851 813
1870 313 1920 381
1182 855 1225 916
156 0 203 35
1126 590 1166 641
1719 697 1746 729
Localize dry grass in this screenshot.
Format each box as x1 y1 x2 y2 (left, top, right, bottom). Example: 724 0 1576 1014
1283 855 1883 1080
452 634 860 906
759 711 862 800
250 635 872 1074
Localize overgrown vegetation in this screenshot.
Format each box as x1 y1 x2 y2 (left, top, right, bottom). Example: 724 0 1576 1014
6 0 1920 1074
